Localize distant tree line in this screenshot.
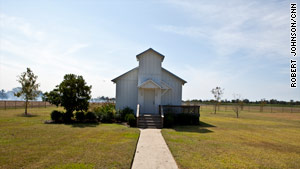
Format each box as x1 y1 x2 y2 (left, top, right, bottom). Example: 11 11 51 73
0 88 43 101
184 99 300 106
0 88 115 103
90 96 115 103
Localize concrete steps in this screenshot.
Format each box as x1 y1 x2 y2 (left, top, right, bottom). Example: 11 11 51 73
138 114 162 128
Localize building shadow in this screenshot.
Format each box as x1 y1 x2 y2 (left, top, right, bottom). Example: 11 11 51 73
199 121 215 127
171 121 215 134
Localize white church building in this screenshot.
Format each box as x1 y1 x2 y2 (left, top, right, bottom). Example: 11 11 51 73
112 48 186 115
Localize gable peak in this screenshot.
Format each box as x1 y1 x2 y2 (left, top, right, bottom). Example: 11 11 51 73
136 48 165 61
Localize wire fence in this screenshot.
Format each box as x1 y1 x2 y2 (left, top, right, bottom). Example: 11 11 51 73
1 101 299 113
0 100 105 110
185 104 300 113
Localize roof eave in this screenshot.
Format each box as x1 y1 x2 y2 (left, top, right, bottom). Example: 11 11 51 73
111 67 138 83
162 68 187 84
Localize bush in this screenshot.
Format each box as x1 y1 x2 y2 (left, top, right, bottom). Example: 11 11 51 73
75 111 85 122
125 114 136 127
93 103 116 123
115 110 122 122
85 111 98 123
63 112 74 123
164 113 175 127
121 107 134 122
51 110 63 122
163 113 199 127
176 113 199 125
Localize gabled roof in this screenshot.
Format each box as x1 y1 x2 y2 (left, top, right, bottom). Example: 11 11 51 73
138 80 162 89
111 67 187 85
136 48 165 61
111 67 138 83
162 68 187 84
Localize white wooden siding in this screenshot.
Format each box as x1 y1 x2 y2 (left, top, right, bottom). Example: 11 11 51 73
161 70 183 105
138 50 162 86
115 69 138 112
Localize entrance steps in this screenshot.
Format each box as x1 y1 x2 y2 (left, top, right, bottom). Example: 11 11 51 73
137 114 163 129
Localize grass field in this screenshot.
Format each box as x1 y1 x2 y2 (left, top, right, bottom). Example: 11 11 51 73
162 108 300 169
0 107 139 169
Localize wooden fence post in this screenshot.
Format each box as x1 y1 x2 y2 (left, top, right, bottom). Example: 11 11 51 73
271 106 272 113
4 101 6 110
45 101 46 108
15 101 16 109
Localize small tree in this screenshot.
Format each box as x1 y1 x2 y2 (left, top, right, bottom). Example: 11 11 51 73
15 68 40 115
232 94 243 118
211 87 224 114
45 74 92 121
260 99 266 112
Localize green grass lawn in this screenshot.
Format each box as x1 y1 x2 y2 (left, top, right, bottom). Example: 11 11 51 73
0 107 139 169
162 108 300 169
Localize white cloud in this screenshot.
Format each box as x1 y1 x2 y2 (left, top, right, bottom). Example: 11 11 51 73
0 12 150 98
159 0 289 58
0 13 140 98
0 14 45 41
155 0 300 101
155 25 206 38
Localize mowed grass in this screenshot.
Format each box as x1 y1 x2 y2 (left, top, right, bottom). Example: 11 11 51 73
162 108 300 169
0 107 139 169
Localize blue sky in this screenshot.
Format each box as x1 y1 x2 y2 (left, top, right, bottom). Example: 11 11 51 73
0 0 299 101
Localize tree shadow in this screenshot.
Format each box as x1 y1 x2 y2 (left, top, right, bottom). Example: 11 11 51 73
44 120 100 128
68 122 99 128
171 121 215 134
17 113 39 117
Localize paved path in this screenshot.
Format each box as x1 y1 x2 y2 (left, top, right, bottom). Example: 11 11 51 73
131 129 178 169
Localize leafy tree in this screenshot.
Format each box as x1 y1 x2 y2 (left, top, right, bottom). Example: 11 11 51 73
15 68 40 115
43 89 60 107
260 99 267 112
243 99 249 104
0 89 8 100
45 74 92 121
211 87 224 114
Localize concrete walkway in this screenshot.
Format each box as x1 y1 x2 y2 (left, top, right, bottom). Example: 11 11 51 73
131 129 178 169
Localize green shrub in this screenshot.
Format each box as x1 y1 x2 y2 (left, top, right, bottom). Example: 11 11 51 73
176 113 199 125
51 110 63 122
115 110 122 122
75 111 85 122
125 114 136 127
93 103 116 123
121 107 134 122
85 112 98 123
164 113 175 127
163 112 199 127
63 112 74 123
190 113 200 125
